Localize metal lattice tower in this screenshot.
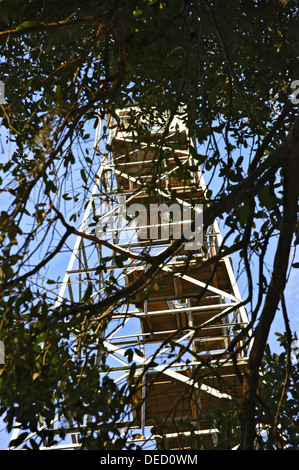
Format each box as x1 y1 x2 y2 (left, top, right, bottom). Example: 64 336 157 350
8 105 249 450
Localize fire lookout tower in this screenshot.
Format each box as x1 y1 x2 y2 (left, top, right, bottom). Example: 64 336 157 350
9 105 249 450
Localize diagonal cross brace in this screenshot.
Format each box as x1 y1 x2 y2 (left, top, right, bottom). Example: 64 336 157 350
103 341 232 400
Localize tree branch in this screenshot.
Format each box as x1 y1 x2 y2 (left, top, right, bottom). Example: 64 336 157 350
240 116 299 449
0 14 108 41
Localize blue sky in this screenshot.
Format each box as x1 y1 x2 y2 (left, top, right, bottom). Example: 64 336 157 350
0 112 298 449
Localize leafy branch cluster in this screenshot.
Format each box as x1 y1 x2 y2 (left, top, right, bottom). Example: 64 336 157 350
0 0 298 450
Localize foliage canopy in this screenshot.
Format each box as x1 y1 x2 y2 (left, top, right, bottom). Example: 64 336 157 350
0 0 298 450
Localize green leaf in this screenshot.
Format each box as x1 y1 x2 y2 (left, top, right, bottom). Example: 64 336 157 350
10 432 30 447
32 372 39 381
234 205 251 227
16 20 38 30
54 84 62 99
114 255 124 268
82 284 92 302
258 186 276 210
80 169 87 184
125 349 133 362
134 348 144 358
30 438 40 450
45 180 57 194
62 193 72 200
